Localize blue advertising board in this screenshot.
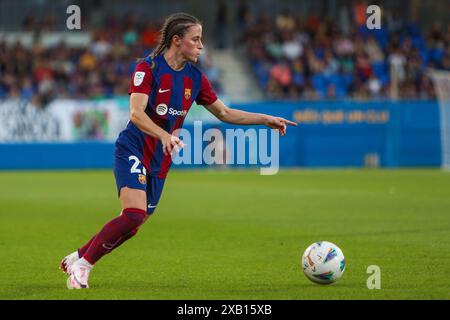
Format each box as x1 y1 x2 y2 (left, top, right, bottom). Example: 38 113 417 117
0 100 441 170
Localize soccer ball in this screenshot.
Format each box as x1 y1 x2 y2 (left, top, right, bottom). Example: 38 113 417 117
301 241 346 284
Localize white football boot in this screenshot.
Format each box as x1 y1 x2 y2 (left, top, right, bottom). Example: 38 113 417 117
59 251 79 275
67 258 93 289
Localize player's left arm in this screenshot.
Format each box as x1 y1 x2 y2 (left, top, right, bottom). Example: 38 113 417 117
204 98 297 136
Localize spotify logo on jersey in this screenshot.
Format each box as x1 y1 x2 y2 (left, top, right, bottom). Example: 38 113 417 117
156 103 168 116
155 103 187 117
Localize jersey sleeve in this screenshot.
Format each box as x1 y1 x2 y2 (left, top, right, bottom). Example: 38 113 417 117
128 61 153 95
195 73 218 106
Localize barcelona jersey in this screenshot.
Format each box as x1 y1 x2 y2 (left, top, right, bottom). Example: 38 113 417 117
120 54 217 179
113 54 217 213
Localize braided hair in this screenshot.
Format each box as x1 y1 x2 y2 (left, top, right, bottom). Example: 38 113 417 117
149 12 201 59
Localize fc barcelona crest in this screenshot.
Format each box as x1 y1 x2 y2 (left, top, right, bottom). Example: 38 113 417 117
184 88 191 100
138 174 146 185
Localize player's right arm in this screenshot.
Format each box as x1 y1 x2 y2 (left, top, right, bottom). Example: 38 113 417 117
129 93 184 156
128 62 184 156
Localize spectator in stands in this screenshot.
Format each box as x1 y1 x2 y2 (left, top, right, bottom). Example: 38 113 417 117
291 58 306 96
276 10 296 32
0 13 224 104
367 74 383 98
365 36 384 63
1 7 448 102
268 59 292 98
281 31 303 61
388 46 406 84
244 5 448 100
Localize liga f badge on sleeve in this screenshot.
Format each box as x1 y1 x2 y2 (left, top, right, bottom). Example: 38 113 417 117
134 72 145 86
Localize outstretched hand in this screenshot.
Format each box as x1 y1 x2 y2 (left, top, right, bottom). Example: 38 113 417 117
264 116 298 136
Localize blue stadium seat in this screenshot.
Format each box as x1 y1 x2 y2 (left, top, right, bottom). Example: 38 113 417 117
292 72 305 87
312 74 327 97
253 61 270 89
429 48 445 65
372 61 387 78
0 86 7 99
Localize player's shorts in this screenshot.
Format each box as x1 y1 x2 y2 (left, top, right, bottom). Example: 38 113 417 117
113 136 165 215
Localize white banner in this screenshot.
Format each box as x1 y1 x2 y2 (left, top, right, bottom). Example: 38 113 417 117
0 99 129 142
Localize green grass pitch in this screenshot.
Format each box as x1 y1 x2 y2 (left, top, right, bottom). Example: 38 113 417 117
0 169 449 299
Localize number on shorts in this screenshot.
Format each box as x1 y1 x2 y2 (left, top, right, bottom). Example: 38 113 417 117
128 155 142 174
128 156 147 175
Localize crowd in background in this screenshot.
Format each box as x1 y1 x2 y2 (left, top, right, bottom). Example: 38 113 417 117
0 14 223 107
242 7 450 99
1 4 450 104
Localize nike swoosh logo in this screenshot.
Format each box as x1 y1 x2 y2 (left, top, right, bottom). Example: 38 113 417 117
73 275 87 288
158 88 170 93
148 205 157 208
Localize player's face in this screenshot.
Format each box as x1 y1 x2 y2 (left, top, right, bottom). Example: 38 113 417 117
179 24 203 63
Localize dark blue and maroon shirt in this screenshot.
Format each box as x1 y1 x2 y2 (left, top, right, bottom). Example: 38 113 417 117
122 54 218 179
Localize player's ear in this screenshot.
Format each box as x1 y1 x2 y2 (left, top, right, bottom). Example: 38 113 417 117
172 34 182 47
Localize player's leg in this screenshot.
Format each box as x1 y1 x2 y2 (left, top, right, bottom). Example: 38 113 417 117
65 143 149 289
70 186 155 261
78 177 166 267
89 177 166 256
67 188 147 289
118 186 147 212
61 233 98 272
108 187 151 245
80 187 147 263
75 186 149 257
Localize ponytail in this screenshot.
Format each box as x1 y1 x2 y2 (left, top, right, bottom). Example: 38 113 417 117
146 12 201 61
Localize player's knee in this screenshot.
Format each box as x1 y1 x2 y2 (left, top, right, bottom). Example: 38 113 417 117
119 187 147 211
122 208 147 228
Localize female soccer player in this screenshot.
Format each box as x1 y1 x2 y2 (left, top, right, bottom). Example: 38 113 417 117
60 12 297 289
